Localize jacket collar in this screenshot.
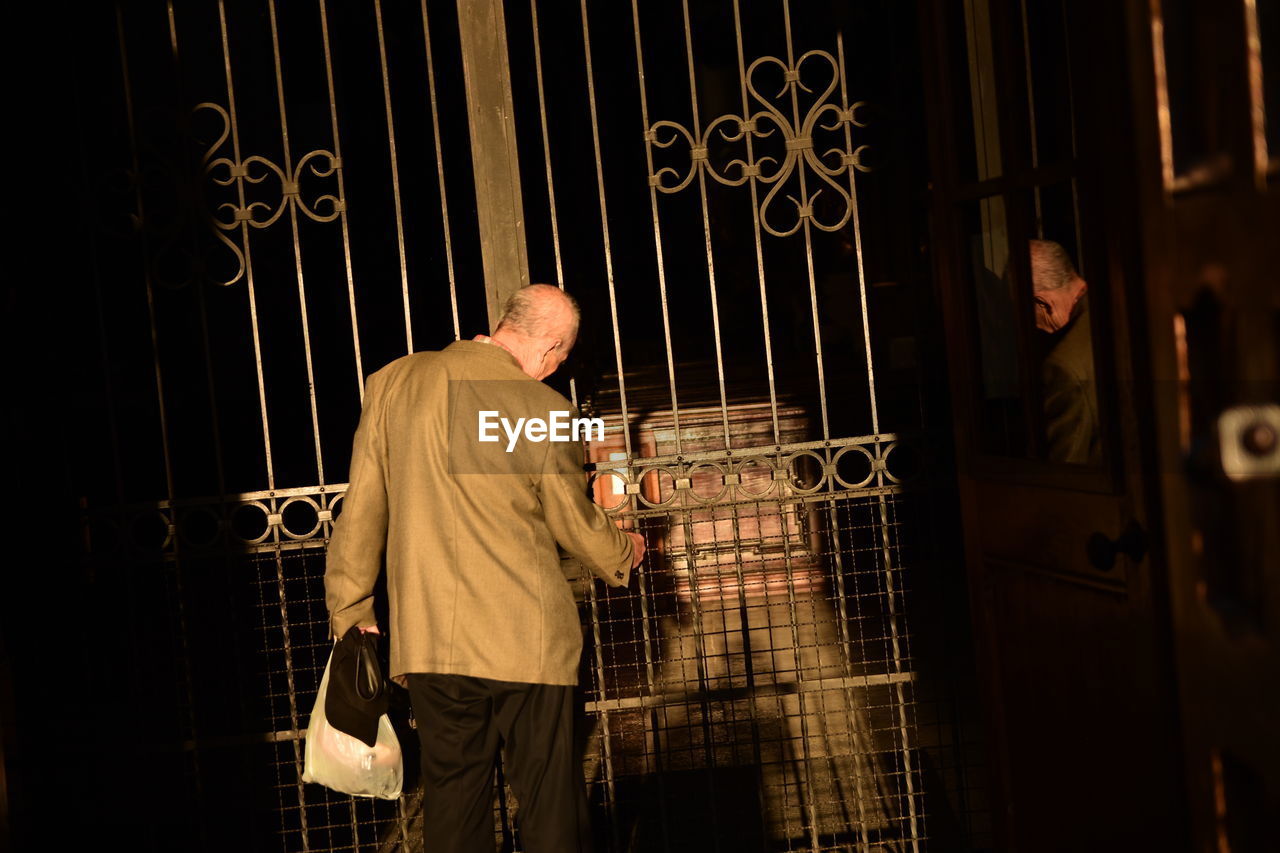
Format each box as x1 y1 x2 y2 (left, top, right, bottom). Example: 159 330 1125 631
445 338 523 372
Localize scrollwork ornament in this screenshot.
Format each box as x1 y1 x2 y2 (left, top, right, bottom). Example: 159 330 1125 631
645 46 874 238
193 102 346 286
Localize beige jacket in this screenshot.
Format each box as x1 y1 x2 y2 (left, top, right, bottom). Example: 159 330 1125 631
324 340 634 686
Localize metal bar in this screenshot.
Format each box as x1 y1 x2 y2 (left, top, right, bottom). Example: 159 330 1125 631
456 0 530 330
420 0 462 340
782 0 831 445
578 0 633 458
629 0 685 456
116 8 206 839
167 1 227 501
528 0 578 410
1149 0 1176 194
216 0 277 491
115 3 175 511
877 494 922 850
583 432 898 469
726 501 784 853
316 0 366 399
585 580 623 853
835 33 881 437
631 529 674 851
676 510 724 853
267 0 326 487
731 0 782 447
90 461 903 516
771 490 822 851
1243 0 1269 186
679 0 734 449
1021 4 1046 253
821 500 875 851
373 0 415 353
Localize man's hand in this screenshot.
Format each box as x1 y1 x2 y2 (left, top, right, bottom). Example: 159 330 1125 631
358 625 381 635
625 531 646 569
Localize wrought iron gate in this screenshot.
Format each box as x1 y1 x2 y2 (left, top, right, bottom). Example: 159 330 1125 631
72 1 980 851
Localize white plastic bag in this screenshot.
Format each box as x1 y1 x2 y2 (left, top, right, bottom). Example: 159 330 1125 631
302 655 403 799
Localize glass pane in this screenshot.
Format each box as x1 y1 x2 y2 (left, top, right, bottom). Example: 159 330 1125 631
1161 0 1233 180
952 0 1005 182
963 195 1026 456
1021 0 1076 168
1025 181 1100 466
965 184 1103 466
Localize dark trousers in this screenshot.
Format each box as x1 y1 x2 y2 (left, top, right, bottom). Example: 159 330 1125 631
405 674 592 853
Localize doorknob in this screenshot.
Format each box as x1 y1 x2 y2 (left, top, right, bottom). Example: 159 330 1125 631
1086 520 1148 571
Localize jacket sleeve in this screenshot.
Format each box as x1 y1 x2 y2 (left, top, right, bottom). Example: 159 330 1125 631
325 369 391 637
539 432 635 588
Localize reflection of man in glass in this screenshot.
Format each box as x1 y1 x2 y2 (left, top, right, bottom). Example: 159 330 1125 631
1030 239 1101 465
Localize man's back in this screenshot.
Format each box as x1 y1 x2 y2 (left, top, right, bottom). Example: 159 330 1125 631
325 339 633 686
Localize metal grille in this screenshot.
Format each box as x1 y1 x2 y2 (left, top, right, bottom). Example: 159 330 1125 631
68 0 984 851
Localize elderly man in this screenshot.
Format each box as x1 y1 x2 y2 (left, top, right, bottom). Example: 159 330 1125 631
1029 239 1100 465
325 284 645 852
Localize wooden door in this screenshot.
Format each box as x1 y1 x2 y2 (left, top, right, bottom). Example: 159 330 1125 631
920 0 1186 849
1126 0 1280 849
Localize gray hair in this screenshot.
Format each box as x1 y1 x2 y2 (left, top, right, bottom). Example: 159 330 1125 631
496 284 580 348
1029 239 1079 292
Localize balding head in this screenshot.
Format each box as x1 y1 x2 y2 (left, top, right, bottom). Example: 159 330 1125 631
1029 239 1079 292
496 285 579 350
491 284 580 380
1028 240 1086 333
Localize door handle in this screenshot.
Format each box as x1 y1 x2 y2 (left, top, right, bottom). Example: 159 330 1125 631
1086 520 1148 571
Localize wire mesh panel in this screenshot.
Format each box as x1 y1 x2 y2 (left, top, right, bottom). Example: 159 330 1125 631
65 0 987 851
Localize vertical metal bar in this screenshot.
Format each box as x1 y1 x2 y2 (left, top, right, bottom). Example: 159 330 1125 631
834 35 879 436
631 532 673 851
781 0 831 443
216 0 277 491
268 545 310 852
1243 0 1268 186
628 0 685 456
166 1 227 501
725 500 776 853
586 580 623 853
578 0 633 458
115 4 175 506
822 498 876 851
1149 0 1176 195
456 0 531 330
679 0 734 449
731 0 782 448
1019 0 1045 239
420 0 462 340
267 0 326 487
317 0 366 399
876 494 921 850
213 9 302 847
773 492 822 851
116 1 206 837
527 0 578 410
676 510 724 853
373 0 415 353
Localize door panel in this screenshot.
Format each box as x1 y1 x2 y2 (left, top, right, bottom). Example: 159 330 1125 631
1130 0 1280 848
922 0 1185 848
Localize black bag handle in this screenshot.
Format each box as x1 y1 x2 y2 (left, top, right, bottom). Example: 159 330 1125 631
354 634 383 703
